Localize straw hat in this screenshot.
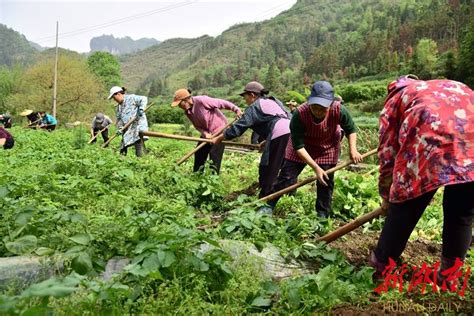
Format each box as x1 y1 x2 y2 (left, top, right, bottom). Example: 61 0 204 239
20 109 33 116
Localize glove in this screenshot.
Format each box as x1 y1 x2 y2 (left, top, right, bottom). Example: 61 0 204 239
137 108 144 117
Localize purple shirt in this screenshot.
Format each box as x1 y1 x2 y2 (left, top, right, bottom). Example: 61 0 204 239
258 99 290 139
185 95 241 136
0 127 12 141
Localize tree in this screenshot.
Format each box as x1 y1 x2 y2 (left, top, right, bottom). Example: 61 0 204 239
437 50 457 80
6 55 106 122
265 63 282 93
148 78 164 98
409 38 439 79
0 65 24 112
457 20 474 87
87 51 121 88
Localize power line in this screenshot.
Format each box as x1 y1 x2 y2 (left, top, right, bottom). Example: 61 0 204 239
3 0 302 55
33 1 198 44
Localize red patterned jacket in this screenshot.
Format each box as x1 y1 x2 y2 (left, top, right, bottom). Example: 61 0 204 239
379 79 474 202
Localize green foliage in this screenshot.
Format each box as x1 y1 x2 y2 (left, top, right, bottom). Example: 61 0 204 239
146 102 184 124
0 65 23 112
119 0 472 93
0 24 38 67
5 55 108 123
0 124 449 313
409 38 439 79
338 81 388 103
87 51 122 88
457 19 474 87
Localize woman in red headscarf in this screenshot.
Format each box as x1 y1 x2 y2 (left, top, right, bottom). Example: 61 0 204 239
370 76 474 282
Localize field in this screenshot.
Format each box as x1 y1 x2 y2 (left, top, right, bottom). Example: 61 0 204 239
0 125 473 314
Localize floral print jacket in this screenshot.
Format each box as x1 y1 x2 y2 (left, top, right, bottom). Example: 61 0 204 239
378 78 474 203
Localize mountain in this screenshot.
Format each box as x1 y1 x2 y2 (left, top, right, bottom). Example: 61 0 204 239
119 35 212 90
119 0 473 93
0 24 40 66
90 35 160 55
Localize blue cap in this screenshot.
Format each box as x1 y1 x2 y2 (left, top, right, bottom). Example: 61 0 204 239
307 81 334 108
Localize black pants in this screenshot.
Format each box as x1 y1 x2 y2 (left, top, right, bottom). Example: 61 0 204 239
91 128 109 143
3 137 14 150
120 139 146 157
251 131 264 145
258 134 290 198
268 159 336 216
194 142 225 174
374 181 474 263
41 125 56 131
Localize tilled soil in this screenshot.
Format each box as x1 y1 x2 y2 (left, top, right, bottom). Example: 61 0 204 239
328 228 473 315
330 230 441 268
224 182 259 201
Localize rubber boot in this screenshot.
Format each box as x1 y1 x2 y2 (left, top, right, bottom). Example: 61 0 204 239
369 251 388 281
437 256 463 291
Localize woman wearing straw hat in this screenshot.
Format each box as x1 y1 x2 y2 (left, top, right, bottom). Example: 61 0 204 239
171 88 242 173
20 110 41 128
108 86 149 157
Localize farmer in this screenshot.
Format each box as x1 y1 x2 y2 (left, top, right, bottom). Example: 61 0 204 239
38 111 57 131
267 81 363 218
369 76 474 282
250 100 297 145
90 113 112 145
211 81 291 208
108 86 148 157
171 88 242 173
20 110 41 128
0 114 12 128
286 100 299 112
0 121 14 150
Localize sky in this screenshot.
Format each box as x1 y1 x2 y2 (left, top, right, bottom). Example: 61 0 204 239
0 0 297 53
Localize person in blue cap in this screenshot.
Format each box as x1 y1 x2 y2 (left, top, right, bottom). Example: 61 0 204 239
267 80 363 218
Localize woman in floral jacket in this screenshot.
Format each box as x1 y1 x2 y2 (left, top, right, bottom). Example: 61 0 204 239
370 76 474 281
108 86 149 157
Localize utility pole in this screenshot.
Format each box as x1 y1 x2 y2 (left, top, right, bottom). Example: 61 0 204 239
52 21 59 118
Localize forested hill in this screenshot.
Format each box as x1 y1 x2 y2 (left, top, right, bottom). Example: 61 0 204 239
0 24 39 66
90 35 160 55
120 0 473 94
119 35 213 91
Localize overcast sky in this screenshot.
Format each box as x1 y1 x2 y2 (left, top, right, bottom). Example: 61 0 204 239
0 0 297 53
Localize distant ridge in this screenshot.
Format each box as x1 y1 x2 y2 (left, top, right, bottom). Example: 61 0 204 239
90 34 160 55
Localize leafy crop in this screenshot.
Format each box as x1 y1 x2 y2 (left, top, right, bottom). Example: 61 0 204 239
0 126 451 314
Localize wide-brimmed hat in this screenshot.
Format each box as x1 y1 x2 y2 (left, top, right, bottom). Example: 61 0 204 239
171 89 191 107
307 81 334 107
20 109 33 116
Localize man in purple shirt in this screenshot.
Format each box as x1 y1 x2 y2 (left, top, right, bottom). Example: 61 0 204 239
171 88 242 173
0 125 14 150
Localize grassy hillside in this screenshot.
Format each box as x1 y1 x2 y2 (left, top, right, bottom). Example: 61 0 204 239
120 35 212 90
120 0 473 95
